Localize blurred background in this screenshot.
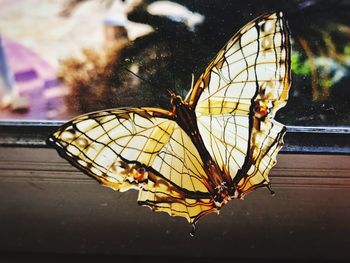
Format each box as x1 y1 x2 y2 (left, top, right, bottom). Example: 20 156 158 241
0 0 349 126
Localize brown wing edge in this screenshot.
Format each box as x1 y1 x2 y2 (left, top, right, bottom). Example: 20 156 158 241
235 123 287 198
137 170 217 223
268 11 292 117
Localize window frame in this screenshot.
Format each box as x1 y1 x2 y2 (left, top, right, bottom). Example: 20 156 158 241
0 121 349 154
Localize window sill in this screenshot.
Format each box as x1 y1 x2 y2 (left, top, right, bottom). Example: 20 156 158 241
0 121 349 259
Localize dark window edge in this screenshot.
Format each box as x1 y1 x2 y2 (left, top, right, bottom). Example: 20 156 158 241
0 121 349 154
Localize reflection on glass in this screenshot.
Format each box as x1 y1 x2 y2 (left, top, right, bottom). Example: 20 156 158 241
0 0 349 126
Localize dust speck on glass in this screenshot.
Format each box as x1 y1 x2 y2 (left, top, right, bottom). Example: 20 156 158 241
0 0 349 126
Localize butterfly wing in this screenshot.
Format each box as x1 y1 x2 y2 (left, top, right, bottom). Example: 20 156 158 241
138 171 215 223
48 11 291 223
186 12 290 114
48 108 216 222
186 12 291 197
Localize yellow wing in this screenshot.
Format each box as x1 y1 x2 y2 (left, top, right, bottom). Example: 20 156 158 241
235 119 285 195
187 12 291 115
47 108 216 222
138 171 216 223
48 11 292 223
188 12 291 197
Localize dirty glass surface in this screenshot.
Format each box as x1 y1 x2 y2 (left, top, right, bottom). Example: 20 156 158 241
0 0 349 127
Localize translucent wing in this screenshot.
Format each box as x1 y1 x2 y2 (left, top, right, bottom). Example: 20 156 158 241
235 119 285 195
187 12 291 115
48 11 292 224
138 171 215 223
187 12 291 196
47 108 216 222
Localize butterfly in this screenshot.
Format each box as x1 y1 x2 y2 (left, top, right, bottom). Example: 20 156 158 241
47 11 291 232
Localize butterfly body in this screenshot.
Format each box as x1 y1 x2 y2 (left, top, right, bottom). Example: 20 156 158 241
48 11 291 225
170 92 235 206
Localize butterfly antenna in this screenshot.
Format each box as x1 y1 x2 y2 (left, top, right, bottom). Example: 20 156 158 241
167 35 178 95
167 89 176 98
184 73 195 101
190 73 195 90
123 67 162 91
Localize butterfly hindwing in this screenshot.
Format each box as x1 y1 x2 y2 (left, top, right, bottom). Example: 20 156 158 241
236 119 285 194
138 170 215 223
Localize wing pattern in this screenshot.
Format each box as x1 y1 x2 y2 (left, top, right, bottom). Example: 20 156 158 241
236 119 285 195
188 12 291 117
48 108 216 222
196 115 249 181
138 171 216 223
48 11 291 224
191 12 290 197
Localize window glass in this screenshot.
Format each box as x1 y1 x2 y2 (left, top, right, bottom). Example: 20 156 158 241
0 0 349 126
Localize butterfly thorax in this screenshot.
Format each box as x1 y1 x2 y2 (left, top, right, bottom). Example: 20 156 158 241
171 95 235 206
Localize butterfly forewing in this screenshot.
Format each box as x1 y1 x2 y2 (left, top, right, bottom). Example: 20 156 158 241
48 108 215 222
49 108 174 191
188 12 290 116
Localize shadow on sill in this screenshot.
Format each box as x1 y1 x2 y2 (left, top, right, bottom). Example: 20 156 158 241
0 252 347 263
